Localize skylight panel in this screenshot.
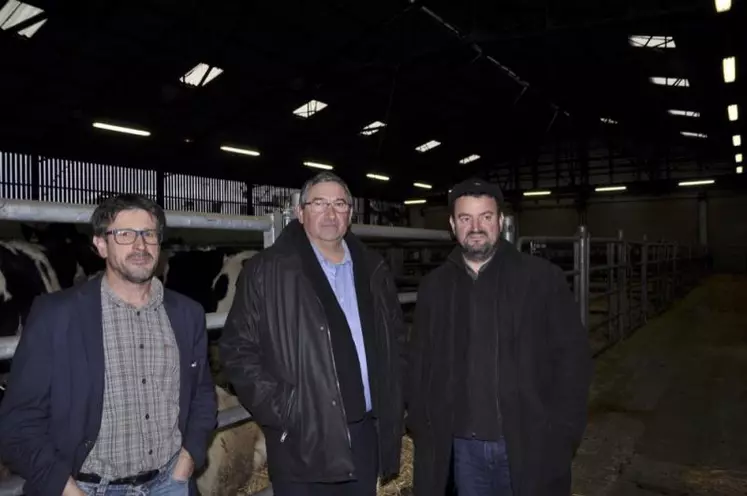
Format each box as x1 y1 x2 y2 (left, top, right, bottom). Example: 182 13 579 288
733 135 741 147
360 121 386 136
0 0 46 38
668 109 700 118
600 117 618 124
459 154 480 165
737 166 743 174
628 35 676 49
293 100 327 118
723 56 736 83
180 63 223 87
415 140 441 153
728 104 739 121
650 77 690 87
680 131 707 139
715 0 731 13
736 153 743 164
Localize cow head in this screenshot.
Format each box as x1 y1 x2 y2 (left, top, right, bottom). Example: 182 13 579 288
20 223 105 288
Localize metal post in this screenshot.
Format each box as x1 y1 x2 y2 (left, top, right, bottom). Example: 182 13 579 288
573 237 581 304
606 239 615 342
578 225 589 329
502 214 516 244
617 229 627 340
641 235 648 321
263 212 284 248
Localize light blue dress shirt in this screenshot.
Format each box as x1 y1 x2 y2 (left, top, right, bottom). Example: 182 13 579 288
310 239 371 412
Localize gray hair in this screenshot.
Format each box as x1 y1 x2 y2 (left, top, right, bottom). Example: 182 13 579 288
299 171 353 205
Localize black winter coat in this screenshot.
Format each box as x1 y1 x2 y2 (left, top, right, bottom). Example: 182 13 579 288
407 241 593 496
219 220 406 484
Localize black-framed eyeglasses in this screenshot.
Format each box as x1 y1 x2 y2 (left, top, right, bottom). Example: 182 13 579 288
105 229 161 245
303 198 351 213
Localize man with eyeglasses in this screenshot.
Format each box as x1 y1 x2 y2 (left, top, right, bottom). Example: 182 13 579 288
220 171 406 496
0 193 217 496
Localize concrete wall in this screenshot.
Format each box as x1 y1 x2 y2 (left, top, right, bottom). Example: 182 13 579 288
408 191 747 273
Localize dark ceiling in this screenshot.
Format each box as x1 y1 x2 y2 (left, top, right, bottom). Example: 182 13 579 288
0 0 744 202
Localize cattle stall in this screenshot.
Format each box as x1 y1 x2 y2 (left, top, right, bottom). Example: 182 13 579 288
0 195 450 496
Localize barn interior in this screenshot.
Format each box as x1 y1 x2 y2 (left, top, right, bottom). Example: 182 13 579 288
1 0 747 495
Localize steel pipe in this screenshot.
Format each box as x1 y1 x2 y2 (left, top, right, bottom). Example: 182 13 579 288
0 198 274 232
350 223 452 241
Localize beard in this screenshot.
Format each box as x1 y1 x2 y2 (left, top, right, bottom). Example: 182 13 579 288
461 231 497 262
110 252 158 284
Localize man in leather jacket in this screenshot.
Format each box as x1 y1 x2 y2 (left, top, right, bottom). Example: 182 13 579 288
219 171 406 496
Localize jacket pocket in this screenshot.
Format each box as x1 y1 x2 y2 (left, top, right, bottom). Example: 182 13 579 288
280 386 297 443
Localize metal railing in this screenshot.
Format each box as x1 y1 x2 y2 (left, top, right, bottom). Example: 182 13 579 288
518 226 710 356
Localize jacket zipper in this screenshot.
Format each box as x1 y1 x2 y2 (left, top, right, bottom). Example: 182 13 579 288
280 387 296 443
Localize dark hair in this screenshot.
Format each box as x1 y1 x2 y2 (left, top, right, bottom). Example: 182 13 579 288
90 193 167 237
448 178 505 217
299 171 353 205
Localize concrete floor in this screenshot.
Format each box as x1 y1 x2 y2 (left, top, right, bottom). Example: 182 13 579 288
572 274 747 496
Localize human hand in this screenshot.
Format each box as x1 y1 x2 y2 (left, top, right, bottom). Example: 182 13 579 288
62 476 85 496
171 448 194 482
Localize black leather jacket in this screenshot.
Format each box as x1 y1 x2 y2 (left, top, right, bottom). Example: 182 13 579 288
219 220 406 483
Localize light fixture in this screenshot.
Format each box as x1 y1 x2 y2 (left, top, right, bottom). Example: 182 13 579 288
366 173 389 181
180 63 223 87
415 140 441 152
680 131 708 139
668 109 700 118
737 166 744 174
723 56 736 83
600 117 618 124
733 135 741 147
715 0 732 13
220 145 259 157
92 122 150 137
523 190 551 197
728 104 739 121
459 154 480 165
413 182 432 189
303 161 333 170
595 185 627 192
293 100 328 118
361 121 386 136
736 153 743 163
404 199 427 205
678 179 715 187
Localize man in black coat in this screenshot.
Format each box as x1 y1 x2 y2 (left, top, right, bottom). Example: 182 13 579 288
219 172 406 496
407 178 592 496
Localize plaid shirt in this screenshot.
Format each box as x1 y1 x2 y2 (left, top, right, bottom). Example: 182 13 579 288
80 276 182 478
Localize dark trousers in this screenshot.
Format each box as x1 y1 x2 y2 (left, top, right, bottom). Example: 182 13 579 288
453 437 513 496
271 415 379 496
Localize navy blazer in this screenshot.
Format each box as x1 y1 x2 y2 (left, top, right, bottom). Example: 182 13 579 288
0 275 217 496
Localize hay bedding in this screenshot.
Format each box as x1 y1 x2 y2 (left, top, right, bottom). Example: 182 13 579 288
239 435 415 495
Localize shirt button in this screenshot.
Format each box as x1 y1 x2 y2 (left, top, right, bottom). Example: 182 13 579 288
332 400 337 406
139 344 144 349
148 449 153 455
142 378 146 385
145 414 150 420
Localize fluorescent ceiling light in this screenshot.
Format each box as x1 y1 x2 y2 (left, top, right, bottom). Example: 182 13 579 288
668 109 700 118
366 173 390 181
600 117 618 124
715 0 732 13
303 161 333 170
595 185 627 192
293 100 327 118
361 121 386 136
680 131 707 139
678 179 715 187
650 77 689 87
523 190 551 197
628 35 675 49
723 56 736 83
459 154 480 165
404 199 427 205
0 0 46 38
220 146 259 157
180 63 223 87
413 182 432 190
733 135 741 147
415 140 441 152
92 122 150 137
737 166 743 174
736 153 743 163
728 104 739 121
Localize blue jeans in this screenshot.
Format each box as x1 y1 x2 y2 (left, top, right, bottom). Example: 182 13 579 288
453 437 513 496
77 452 189 496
